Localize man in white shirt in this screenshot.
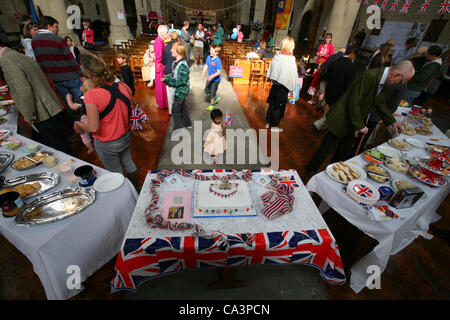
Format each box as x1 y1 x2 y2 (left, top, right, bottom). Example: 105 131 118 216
392 38 417 65
193 23 205 69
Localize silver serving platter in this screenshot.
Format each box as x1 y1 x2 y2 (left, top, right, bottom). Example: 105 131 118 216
0 172 60 199
15 188 96 226
0 152 14 173
10 151 53 171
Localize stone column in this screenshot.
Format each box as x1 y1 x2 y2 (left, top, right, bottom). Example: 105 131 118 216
135 0 149 35
33 0 81 46
253 0 266 23
149 0 161 13
240 0 251 26
326 0 361 49
105 0 133 46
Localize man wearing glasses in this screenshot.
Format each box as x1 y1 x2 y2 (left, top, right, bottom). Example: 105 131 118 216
304 60 415 178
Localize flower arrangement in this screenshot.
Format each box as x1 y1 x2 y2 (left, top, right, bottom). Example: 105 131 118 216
250 21 265 31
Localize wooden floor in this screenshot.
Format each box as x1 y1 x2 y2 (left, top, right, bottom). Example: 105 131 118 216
0 80 449 300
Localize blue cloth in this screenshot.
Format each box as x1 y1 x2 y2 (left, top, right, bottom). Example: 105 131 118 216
205 55 222 82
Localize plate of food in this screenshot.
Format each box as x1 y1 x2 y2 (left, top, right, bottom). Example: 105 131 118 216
0 172 60 199
10 151 52 171
363 149 385 164
416 126 432 136
385 156 410 174
0 152 14 173
427 144 450 163
391 179 426 200
400 120 416 136
405 138 426 149
366 164 391 184
388 138 412 151
416 156 450 177
326 162 366 184
409 166 448 188
377 145 402 159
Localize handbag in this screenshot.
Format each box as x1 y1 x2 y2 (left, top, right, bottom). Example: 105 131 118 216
141 65 153 81
120 83 158 142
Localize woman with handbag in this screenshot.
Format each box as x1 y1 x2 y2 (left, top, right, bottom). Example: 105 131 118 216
73 52 141 191
82 20 95 50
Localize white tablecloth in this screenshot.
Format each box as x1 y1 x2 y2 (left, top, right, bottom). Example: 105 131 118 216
1 103 19 133
0 133 138 300
307 107 450 293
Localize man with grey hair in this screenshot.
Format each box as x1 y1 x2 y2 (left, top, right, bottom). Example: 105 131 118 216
304 60 415 177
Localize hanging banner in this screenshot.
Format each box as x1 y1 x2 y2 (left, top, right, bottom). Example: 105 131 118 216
275 0 294 29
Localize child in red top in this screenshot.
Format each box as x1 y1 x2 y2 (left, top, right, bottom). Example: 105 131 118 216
307 63 323 105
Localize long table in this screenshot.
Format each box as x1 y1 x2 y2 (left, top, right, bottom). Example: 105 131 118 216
307 107 450 293
0 132 138 300
110 169 346 293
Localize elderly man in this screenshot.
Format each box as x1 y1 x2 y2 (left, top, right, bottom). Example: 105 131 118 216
304 60 415 176
0 38 72 155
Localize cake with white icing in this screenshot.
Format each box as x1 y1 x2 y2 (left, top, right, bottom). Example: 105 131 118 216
193 180 257 218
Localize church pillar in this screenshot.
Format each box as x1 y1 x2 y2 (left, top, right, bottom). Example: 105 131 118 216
33 0 81 46
326 0 361 49
253 0 266 23
149 0 161 13
105 0 133 46
240 0 251 26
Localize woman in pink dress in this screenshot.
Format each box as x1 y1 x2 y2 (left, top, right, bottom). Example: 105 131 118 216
154 25 169 109
316 33 334 65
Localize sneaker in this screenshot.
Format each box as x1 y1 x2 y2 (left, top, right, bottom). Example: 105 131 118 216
213 97 221 105
271 127 283 133
206 104 215 111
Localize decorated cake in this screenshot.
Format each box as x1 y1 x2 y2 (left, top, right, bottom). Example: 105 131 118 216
193 179 257 218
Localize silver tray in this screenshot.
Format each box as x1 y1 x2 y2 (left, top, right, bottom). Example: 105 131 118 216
0 152 14 173
10 151 53 171
0 172 60 199
365 164 391 184
15 188 96 226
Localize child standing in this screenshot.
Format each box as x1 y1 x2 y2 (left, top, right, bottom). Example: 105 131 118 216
163 42 192 139
66 79 96 154
117 50 135 96
204 109 226 165
202 44 222 111
307 63 322 105
143 40 156 87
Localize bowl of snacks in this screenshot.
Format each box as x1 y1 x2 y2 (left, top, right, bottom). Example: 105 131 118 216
384 156 410 174
366 164 391 183
388 138 412 151
363 149 385 164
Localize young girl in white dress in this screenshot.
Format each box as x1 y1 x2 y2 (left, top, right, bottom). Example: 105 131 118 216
143 40 156 87
204 109 227 165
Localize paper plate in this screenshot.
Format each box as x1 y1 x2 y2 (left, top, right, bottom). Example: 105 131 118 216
377 145 401 158
409 166 448 188
346 180 380 205
405 138 426 149
93 173 125 192
326 162 367 184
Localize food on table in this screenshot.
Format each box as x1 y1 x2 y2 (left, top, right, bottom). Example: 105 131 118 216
367 164 390 183
416 126 432 136
368 173 389 183
25 208 42 218
385 156 410 173
330 162 361 183
410 166 448 187
389 138 411 150
401 121 416 135
364 153 384 164
364 150 385 163
0 182 41 198
367 164 388 175
410 114 426 121
11 153 49 169
394 180 417 191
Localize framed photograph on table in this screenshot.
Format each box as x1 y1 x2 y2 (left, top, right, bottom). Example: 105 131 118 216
161 190 192 223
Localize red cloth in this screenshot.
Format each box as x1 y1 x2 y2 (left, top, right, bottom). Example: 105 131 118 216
316 43 335 64
310 71 321 89
154 36 168 109
82 29 95 45
84 84 131 142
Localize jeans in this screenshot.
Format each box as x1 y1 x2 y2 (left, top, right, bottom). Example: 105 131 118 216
54 78 83 119
305 131 356 173
93 131 137 174
403 89 421 106
172 98 192 130
205 80 220 100
34 112 72 155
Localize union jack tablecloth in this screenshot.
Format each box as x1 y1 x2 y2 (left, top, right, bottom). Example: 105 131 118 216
111 170 346 292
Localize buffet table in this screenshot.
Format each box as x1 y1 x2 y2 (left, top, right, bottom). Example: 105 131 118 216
110 169 346 293
307 107 450 293
0 132 138 300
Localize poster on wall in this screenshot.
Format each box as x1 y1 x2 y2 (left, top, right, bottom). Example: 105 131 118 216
275 0 294 29
185 9 216 25
117 9 125 20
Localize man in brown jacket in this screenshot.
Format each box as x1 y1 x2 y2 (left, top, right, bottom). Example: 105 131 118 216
0 38 72 154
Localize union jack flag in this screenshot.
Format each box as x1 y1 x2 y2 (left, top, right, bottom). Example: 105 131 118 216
111 229 346 292
279 175 300 188
355 184 374 198
391 0 401 10
130 106 148 131
380 0 390 9
439 0 450 14
400 0 414 13
418 0 432 13
225 109 232 127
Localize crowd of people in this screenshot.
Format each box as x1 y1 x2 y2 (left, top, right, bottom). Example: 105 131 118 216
0 14 449 190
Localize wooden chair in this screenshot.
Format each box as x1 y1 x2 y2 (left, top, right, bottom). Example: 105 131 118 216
250 59 265 87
